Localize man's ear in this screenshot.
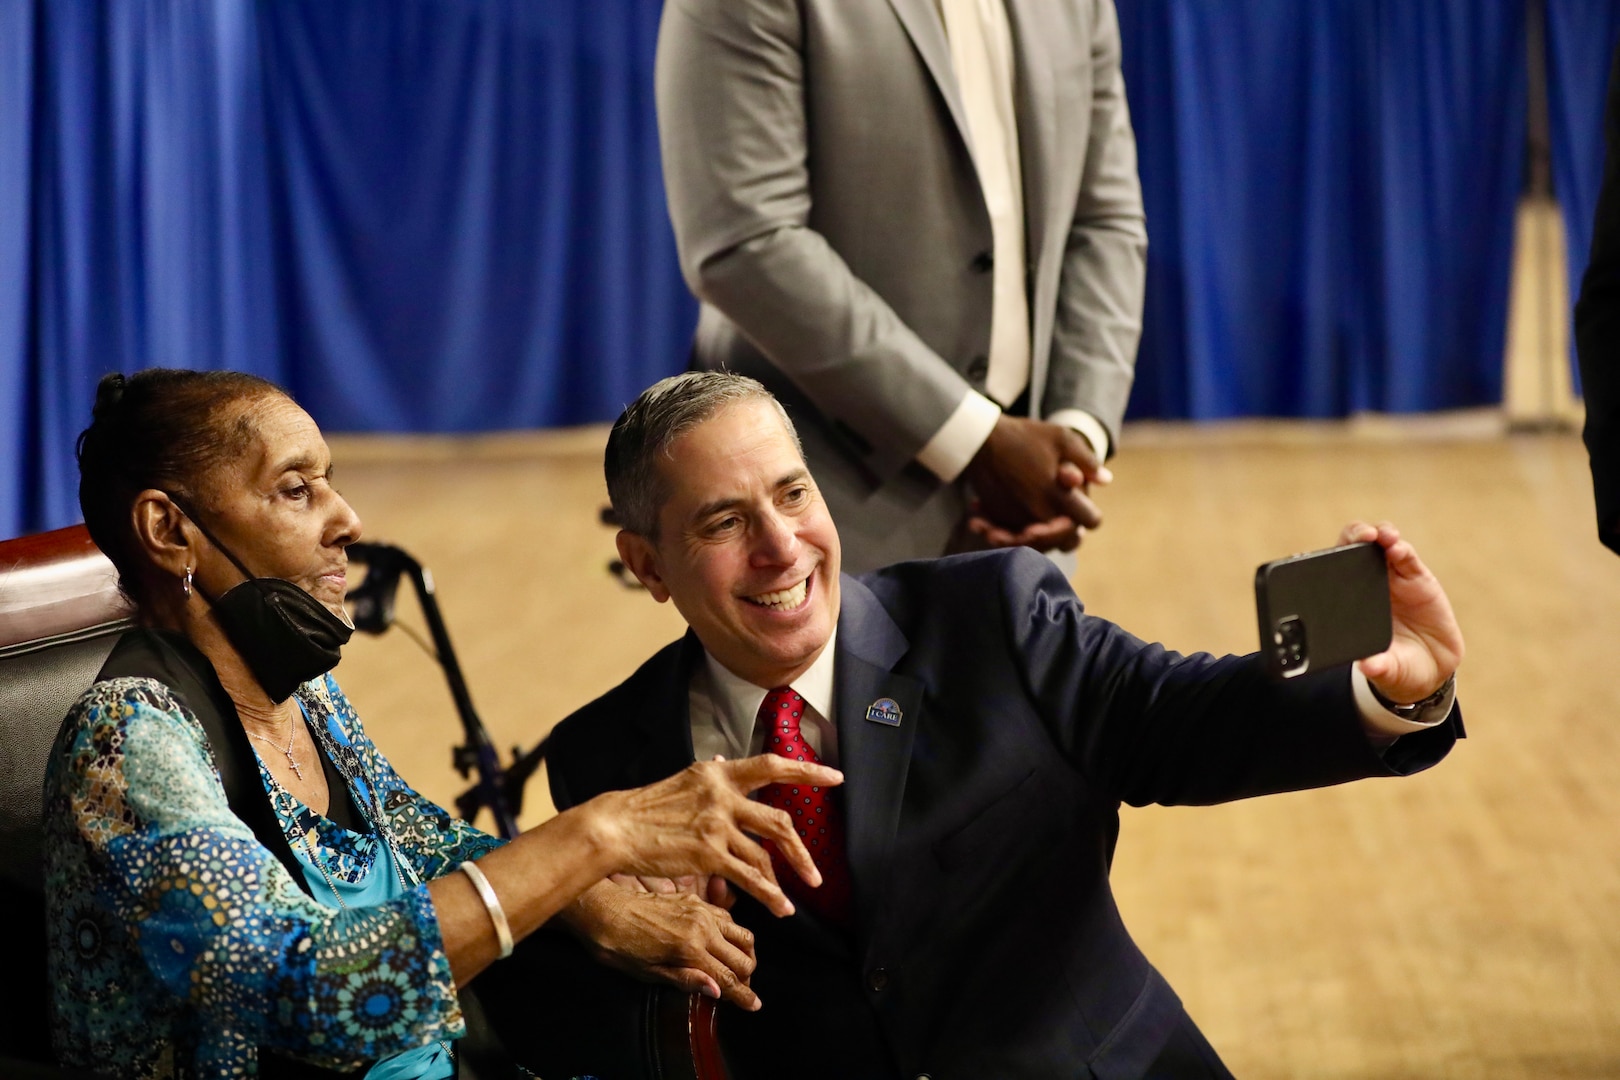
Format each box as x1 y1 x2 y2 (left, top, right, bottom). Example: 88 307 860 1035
616 530 671 603
130 489 194 578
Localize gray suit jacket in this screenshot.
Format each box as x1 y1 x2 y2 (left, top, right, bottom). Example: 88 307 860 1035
657 0 1147 571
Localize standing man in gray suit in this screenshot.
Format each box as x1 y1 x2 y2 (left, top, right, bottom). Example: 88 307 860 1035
656 0 1147 573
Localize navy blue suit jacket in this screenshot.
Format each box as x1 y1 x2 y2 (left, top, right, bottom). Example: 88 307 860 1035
546 549 1461 1080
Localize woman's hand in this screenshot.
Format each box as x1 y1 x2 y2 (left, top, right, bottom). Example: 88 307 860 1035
584 756 843 917
563 879 762 1010
606 872 735 910
433 755 838 986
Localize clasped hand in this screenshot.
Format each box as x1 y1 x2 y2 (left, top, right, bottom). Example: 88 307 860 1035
963 414 1112 552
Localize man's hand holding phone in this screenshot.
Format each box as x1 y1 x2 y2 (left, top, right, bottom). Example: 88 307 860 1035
1256 521 1463 708
1342 520 1464 706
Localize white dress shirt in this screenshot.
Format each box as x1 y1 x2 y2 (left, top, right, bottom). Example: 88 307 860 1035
690 630 842 767
915 0 1113 486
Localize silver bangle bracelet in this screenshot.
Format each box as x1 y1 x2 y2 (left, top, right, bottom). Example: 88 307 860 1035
459 861 514 959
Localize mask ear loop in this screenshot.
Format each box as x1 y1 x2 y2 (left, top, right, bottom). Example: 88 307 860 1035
165 489 357 630
164 491 259 594
331 591 357 631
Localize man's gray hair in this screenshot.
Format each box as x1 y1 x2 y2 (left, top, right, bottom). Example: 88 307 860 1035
605 371 803 538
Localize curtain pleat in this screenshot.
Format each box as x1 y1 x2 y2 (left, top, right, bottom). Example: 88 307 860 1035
3 0 1614 535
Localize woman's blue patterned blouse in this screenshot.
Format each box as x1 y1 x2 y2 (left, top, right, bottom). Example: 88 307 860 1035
43 672 505 1078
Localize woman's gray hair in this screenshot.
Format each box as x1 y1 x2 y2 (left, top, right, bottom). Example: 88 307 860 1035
605 371 802 538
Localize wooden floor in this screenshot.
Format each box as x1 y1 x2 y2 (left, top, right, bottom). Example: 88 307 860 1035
327 414 1620 1079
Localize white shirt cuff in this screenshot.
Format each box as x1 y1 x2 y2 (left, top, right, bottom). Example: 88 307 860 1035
1046 408 1110 460
915 390 1003 483
1352 666 1455 739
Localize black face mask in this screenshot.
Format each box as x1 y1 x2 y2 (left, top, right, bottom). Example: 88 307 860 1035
171 496 355 703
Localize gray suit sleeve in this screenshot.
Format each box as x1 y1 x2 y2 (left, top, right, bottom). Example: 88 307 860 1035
656 0 974 476
1040 0 1147 450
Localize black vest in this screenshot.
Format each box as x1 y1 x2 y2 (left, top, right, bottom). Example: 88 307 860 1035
97 629 369 1079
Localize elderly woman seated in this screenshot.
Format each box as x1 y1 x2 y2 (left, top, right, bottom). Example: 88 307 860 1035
44 368 836 1078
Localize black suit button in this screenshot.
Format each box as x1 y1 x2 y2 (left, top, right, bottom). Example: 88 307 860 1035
971 251 994 273
867 967 890 992
966 355 988 381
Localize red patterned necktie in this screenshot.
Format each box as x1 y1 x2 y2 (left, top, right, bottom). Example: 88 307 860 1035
756 686 854 930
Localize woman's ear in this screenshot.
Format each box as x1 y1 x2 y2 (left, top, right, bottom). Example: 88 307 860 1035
130 489 194 578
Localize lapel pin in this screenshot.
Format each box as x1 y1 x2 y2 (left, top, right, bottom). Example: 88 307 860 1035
865 697 903 726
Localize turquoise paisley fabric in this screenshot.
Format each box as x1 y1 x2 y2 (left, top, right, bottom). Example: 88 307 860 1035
43 672 504 1078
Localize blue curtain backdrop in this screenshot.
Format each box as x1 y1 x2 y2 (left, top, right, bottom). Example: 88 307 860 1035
1119 0 1528 420
1 0 691 535
4 1 1618 536
0 0 32 538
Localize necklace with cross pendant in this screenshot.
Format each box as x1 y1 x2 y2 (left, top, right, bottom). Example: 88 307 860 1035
248 717 304 780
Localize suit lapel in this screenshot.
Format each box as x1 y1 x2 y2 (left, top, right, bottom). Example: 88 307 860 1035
891 0 1070 415
833 576 923 949
885 0 975 157
623 632 703 787
1003 0 1061 410
614 635 854 957
633 610 923 955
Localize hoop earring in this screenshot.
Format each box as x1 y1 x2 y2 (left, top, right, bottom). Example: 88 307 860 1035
182 566 194 599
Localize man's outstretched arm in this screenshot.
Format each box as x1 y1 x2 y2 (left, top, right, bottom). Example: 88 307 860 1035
1005 524 1463 807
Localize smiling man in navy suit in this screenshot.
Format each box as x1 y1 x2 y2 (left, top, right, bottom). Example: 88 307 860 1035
544 372 1465 1080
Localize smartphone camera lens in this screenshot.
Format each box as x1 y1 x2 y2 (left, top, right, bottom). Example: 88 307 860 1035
1273 616 1308 676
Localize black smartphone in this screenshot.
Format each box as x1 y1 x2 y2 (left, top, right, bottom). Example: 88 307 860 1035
1255 541 1392 679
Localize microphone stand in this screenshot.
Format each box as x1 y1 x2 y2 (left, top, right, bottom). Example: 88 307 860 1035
346 542 523 839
